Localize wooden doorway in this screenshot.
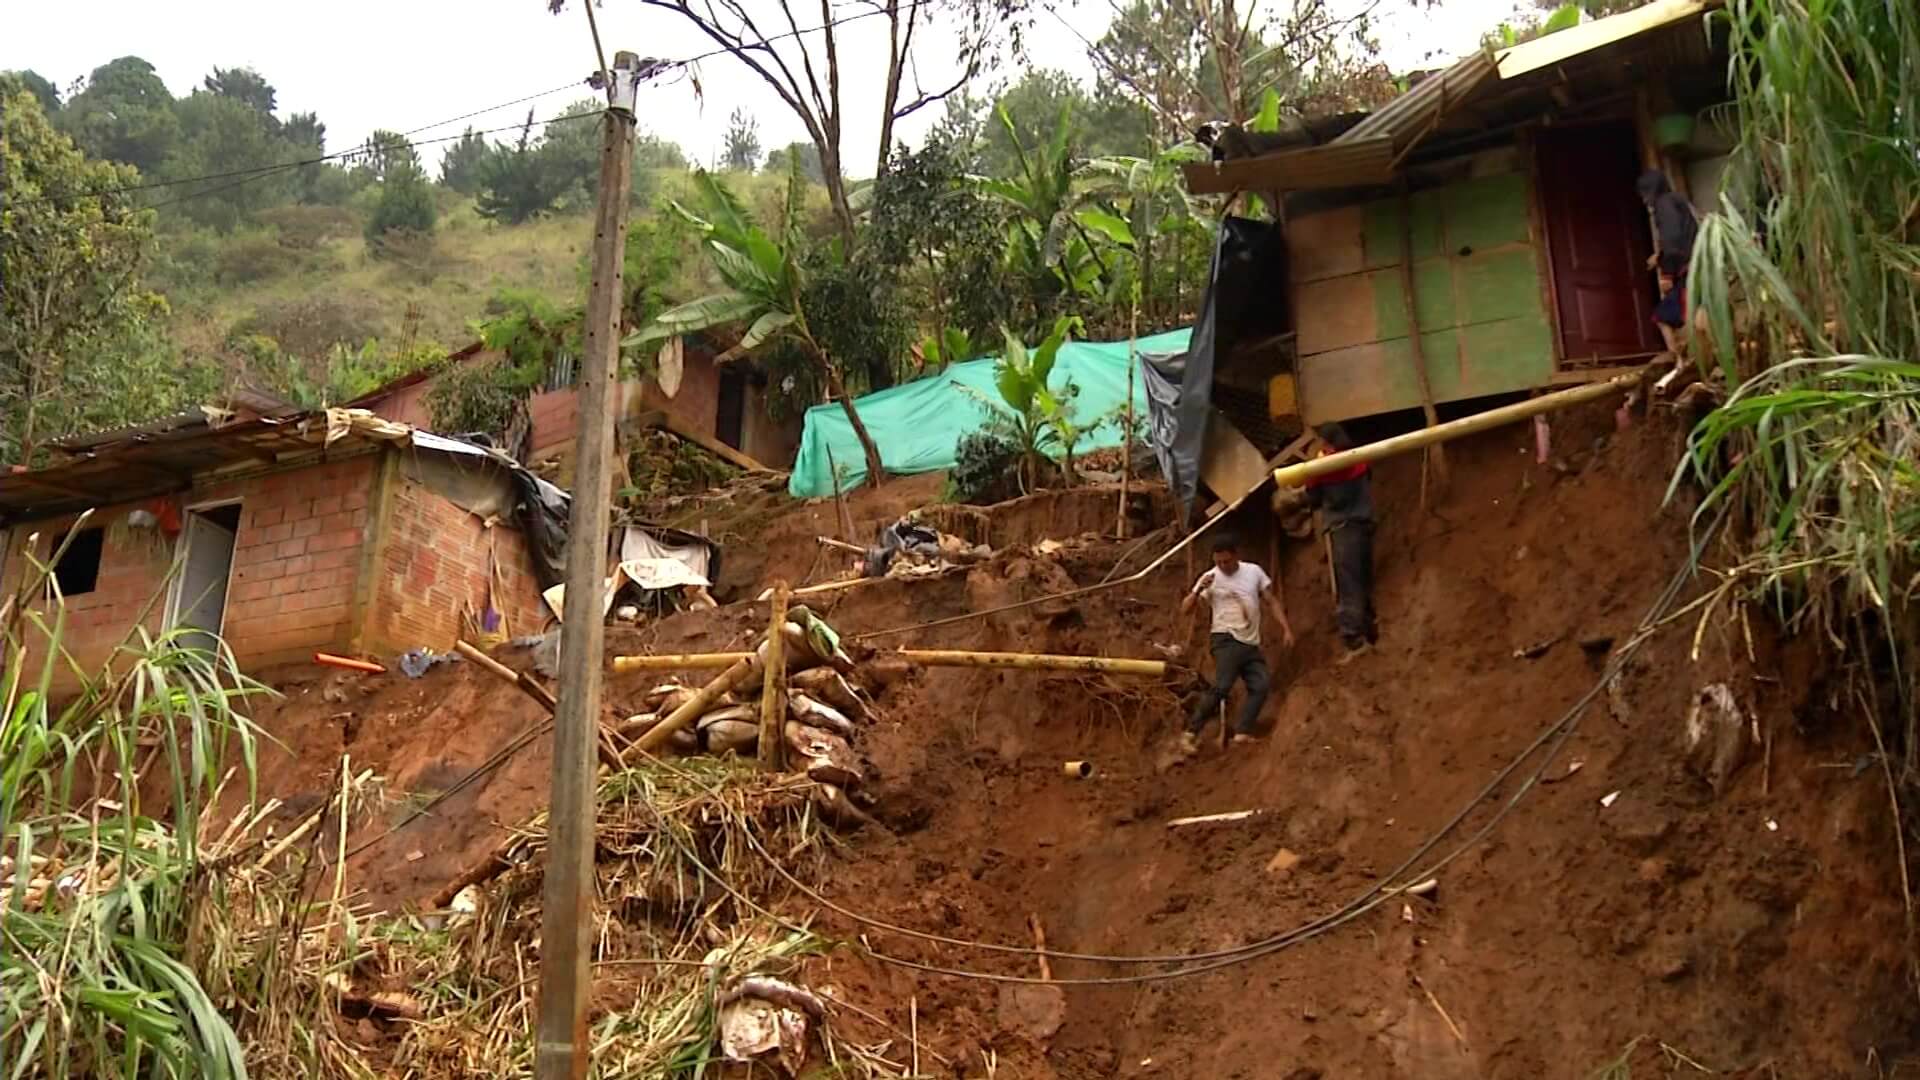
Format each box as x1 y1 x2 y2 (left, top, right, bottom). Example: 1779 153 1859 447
166 503 241 654
1535 121 1662 361
715 367 747 451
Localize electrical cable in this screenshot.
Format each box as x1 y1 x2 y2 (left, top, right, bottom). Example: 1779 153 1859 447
691 510 1725 983
21 80 591 204
24 1 942 209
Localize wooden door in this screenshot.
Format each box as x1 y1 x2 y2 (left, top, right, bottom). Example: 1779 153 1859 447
1535 122 1662 361
171 507 238 654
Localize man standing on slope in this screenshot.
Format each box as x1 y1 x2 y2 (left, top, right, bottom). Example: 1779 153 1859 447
1306 422 1377 661
1177 533 1294 759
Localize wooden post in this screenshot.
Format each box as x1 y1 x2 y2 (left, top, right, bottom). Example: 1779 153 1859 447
537 51 639 1080
1118 301 1138 539
1397 183 1449 501
758 583 789 771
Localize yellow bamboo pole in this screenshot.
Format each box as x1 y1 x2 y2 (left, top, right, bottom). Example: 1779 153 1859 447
895 650 1166 676
612 653 748 673
628 653 761 759
758 583 789 771
612 649 1168 677
1272 372 1644 489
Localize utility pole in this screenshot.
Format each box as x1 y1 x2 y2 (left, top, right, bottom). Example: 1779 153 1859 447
536 50 642 1080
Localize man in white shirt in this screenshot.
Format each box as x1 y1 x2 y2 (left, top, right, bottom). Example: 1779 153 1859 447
1177 533 1294 758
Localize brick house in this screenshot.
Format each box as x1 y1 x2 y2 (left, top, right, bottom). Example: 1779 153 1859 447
0 406 553 693
347 338 804 482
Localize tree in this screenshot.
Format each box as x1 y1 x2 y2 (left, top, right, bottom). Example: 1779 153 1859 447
352 128 420 183
1085 0 1396 144
1 88 164 464
366 157 437 250
629 168 890 487
164 91 297 230
867 133 1010 348
554 0 1031 244
440 127 493 194
202 66 278 123
636 133 689 172
722 107 762 172
475 110 573 224
59 56 179 175
3 70 61 114
762 141 823 183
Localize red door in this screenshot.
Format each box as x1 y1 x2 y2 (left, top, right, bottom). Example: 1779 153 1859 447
1535 122 1662 361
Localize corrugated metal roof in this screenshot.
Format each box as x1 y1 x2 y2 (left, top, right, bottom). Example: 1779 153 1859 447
1496 0 1717 80
1180 136 1396 195
1177 0 1723 199
0 410 487 525
1337 49 1499 148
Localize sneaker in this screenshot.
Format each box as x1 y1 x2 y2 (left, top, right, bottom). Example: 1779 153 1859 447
1337 641 1373 666
1171 731 1200 762
1230 732 1263 746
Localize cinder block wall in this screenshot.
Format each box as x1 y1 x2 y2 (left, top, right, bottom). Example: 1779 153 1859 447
368 473 551 652
0 501 173 685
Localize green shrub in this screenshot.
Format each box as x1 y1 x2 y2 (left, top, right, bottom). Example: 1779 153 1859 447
212 228 302 284
950 430 1020 504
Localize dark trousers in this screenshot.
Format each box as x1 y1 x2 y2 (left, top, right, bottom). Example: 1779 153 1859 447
1188 633 1271 735
1330 521 1377 647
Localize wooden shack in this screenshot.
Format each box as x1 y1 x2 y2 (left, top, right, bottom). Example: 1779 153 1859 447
1182 0 1732 437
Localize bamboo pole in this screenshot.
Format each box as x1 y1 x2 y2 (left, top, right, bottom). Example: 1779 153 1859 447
629 653 761 758
815 535 866 555
758 584 789 771
612 652 748 673
1272 372 1644 490
611 648 1170 677
455 640 624 770
895 650 1166 676
456 640 558 711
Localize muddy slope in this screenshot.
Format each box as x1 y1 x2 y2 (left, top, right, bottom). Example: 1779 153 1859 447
239 404 1915 1077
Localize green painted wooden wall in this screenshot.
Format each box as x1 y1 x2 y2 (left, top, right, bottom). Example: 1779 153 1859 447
1287 169 1554 423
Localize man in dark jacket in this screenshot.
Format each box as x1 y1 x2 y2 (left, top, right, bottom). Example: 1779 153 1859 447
1305 422 1376 660
1637 169 1701 361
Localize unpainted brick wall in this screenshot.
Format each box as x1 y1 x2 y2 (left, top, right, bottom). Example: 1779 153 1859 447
369 476 550 653
0 502 173 690
0 456 376 690
201 457 376 669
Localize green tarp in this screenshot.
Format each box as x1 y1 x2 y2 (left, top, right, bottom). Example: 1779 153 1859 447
788 328 1193 498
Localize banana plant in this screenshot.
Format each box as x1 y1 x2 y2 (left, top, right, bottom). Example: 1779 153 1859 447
973 103 1115 298
625 161 888 486
962 316 1089 492
1075 142 1211 320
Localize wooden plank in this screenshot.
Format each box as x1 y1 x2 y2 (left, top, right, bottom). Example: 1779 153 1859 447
1199 412 1270 506
1205 432 1314 518
757 583 789 771
1398 183 1449 492
647 412 771 473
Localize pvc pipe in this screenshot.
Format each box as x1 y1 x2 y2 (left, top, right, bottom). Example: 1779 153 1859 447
1063 760 1094 779
1271 372 1644 489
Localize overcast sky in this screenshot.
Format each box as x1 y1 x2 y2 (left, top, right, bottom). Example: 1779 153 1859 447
4 0 1526 177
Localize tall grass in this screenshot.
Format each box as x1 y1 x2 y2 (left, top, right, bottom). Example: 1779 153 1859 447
1 549 272 1079
1680 0 1920 749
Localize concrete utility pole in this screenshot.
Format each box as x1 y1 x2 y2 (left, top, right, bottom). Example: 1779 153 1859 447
536 50 642 1080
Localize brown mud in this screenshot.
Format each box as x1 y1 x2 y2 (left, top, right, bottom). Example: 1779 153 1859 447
237 402 1916 1077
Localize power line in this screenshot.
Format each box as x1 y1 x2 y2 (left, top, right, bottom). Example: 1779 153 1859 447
26 1 941 211
20 80 594 205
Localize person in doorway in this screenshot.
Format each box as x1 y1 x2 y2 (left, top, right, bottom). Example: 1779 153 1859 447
1637 169 1703 373
1305 422 1377 661
1177 533 1293 757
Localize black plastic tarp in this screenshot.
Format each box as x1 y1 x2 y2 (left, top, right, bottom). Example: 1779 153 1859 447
1144 214 1282 522
506 468 573 590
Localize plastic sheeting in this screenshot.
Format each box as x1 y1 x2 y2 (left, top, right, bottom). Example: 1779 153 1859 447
787 329 1192 498
1143 217 1283 524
